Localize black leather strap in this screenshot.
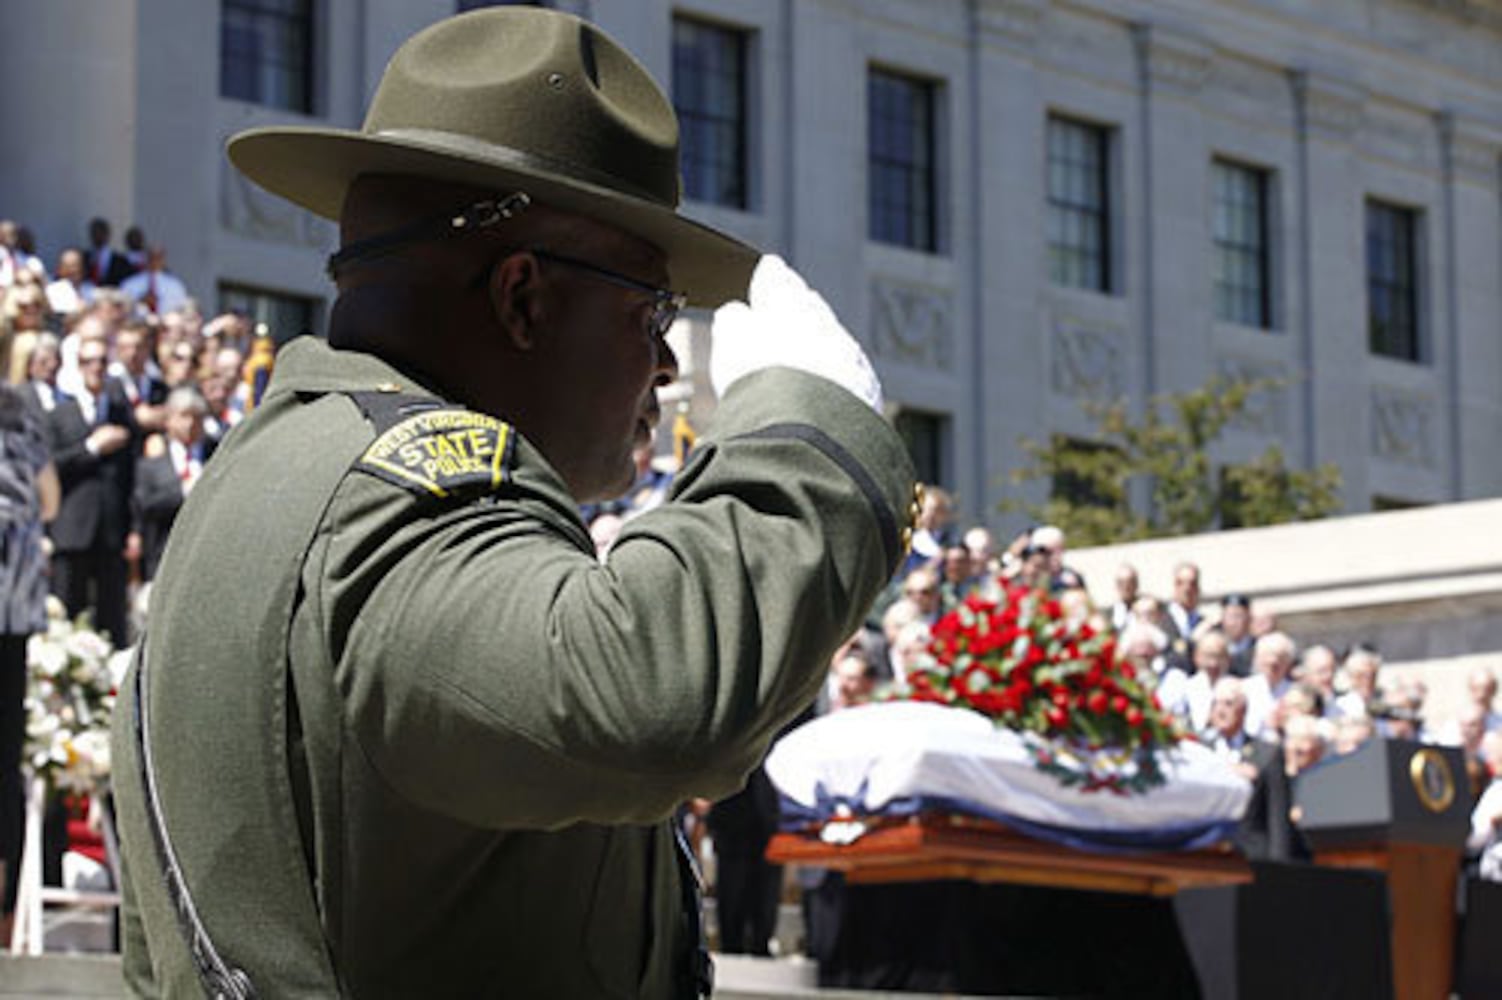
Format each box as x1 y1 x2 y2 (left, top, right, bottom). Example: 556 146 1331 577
325 192 530 280
673 821 715 998
344 390 443 430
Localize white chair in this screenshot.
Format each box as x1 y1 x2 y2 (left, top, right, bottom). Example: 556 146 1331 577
9 776 121 954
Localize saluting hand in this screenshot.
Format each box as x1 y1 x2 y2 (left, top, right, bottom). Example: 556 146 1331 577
709 255 885 414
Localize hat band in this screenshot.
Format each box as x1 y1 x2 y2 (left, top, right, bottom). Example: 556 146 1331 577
374 128 673 209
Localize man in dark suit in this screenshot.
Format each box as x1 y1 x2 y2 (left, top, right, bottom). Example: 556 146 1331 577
82 218 136 288
45 338 137 645
706 765 785 955
132 387 210 581
112 320 169 433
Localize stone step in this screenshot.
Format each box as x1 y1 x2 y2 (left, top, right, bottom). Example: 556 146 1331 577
0 955 122 997
0 954 988 999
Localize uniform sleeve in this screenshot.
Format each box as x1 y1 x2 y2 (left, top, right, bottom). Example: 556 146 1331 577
332 367 916 830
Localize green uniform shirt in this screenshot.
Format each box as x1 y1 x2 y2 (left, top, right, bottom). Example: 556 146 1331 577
112 337 915 997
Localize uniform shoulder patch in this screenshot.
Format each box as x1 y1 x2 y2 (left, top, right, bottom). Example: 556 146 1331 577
355 407 516 499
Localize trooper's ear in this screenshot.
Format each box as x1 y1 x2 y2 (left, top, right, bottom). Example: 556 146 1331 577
490 251 546 350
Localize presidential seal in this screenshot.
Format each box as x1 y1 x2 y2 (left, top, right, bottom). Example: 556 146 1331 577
1408 747 1456 814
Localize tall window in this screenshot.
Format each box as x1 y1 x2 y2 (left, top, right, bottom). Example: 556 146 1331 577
672 18 749 209
1212 160 1272 328
868 69 938 252
893 410 947 487
1366 200 1421 362
220 0 314 113
219 283 320 344
1046 116 1111 292
1050 437 1123 512
457 1 547 10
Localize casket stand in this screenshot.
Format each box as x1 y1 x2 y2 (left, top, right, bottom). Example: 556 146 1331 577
762 703 1257 995
767 811 1249 896
763 701 1253 895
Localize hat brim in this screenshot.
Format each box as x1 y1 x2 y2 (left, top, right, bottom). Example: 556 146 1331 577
228 126 758 308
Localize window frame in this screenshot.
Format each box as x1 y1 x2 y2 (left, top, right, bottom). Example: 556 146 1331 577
893 408 949 489
1210 158 1273 330
671 15 752 211
456 2 551 14
219 0 317 114
217 282 322 343
1048 435 1125 512
1046 115 1113 294
1365 198 1424 363
867 66 940 253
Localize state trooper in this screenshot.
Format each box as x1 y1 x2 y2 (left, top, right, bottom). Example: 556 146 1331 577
111 7 917 997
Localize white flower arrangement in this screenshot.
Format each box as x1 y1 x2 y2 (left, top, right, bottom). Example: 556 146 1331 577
25 603 119 794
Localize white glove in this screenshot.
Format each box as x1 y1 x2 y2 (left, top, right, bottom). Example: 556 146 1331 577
710 255 884 414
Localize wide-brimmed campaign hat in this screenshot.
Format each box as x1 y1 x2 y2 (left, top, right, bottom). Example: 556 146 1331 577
227 7 757 306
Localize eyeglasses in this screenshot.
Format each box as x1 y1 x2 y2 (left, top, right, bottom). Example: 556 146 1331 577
78 356 107 367
528 248 685 341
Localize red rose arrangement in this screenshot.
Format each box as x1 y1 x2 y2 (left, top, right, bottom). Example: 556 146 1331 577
897 585 1184 794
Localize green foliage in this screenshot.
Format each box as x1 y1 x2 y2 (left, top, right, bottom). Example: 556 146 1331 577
1005 375 1343 545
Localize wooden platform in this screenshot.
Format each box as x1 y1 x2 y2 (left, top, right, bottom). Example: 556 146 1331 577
767 814 1250 897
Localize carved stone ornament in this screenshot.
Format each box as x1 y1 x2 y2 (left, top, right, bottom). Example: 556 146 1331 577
871 277 953 371
1216 355 1286 435
220 159 333 249
1371 387 1436 467
1050 320 1121 400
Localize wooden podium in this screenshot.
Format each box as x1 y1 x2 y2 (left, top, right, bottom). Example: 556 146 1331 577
1295 738 1470 1000
767 812 1250 897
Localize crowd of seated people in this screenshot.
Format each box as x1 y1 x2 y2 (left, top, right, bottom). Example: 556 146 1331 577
820 486 1502 878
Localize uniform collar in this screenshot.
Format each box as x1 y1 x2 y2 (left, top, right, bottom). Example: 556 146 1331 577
262 335 436 401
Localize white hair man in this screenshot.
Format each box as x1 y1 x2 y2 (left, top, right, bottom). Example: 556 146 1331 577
1244 630 1297 738
1181 630 1233 732
1166 561 1203 640
1109 563 1139 633
1030 523 1085 591
1468 731 1502 882
964 526 997 578
1335 646 1382 719
1468 666 1502 733
1118 619 1169 676
1300 645 1342 719
1282 714 1328 778
1204 677 1255 770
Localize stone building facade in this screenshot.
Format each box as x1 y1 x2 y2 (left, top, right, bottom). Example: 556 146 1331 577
2 0 1499 529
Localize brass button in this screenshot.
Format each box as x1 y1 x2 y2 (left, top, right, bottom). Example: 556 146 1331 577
901 526 914 553
908 501 922 523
